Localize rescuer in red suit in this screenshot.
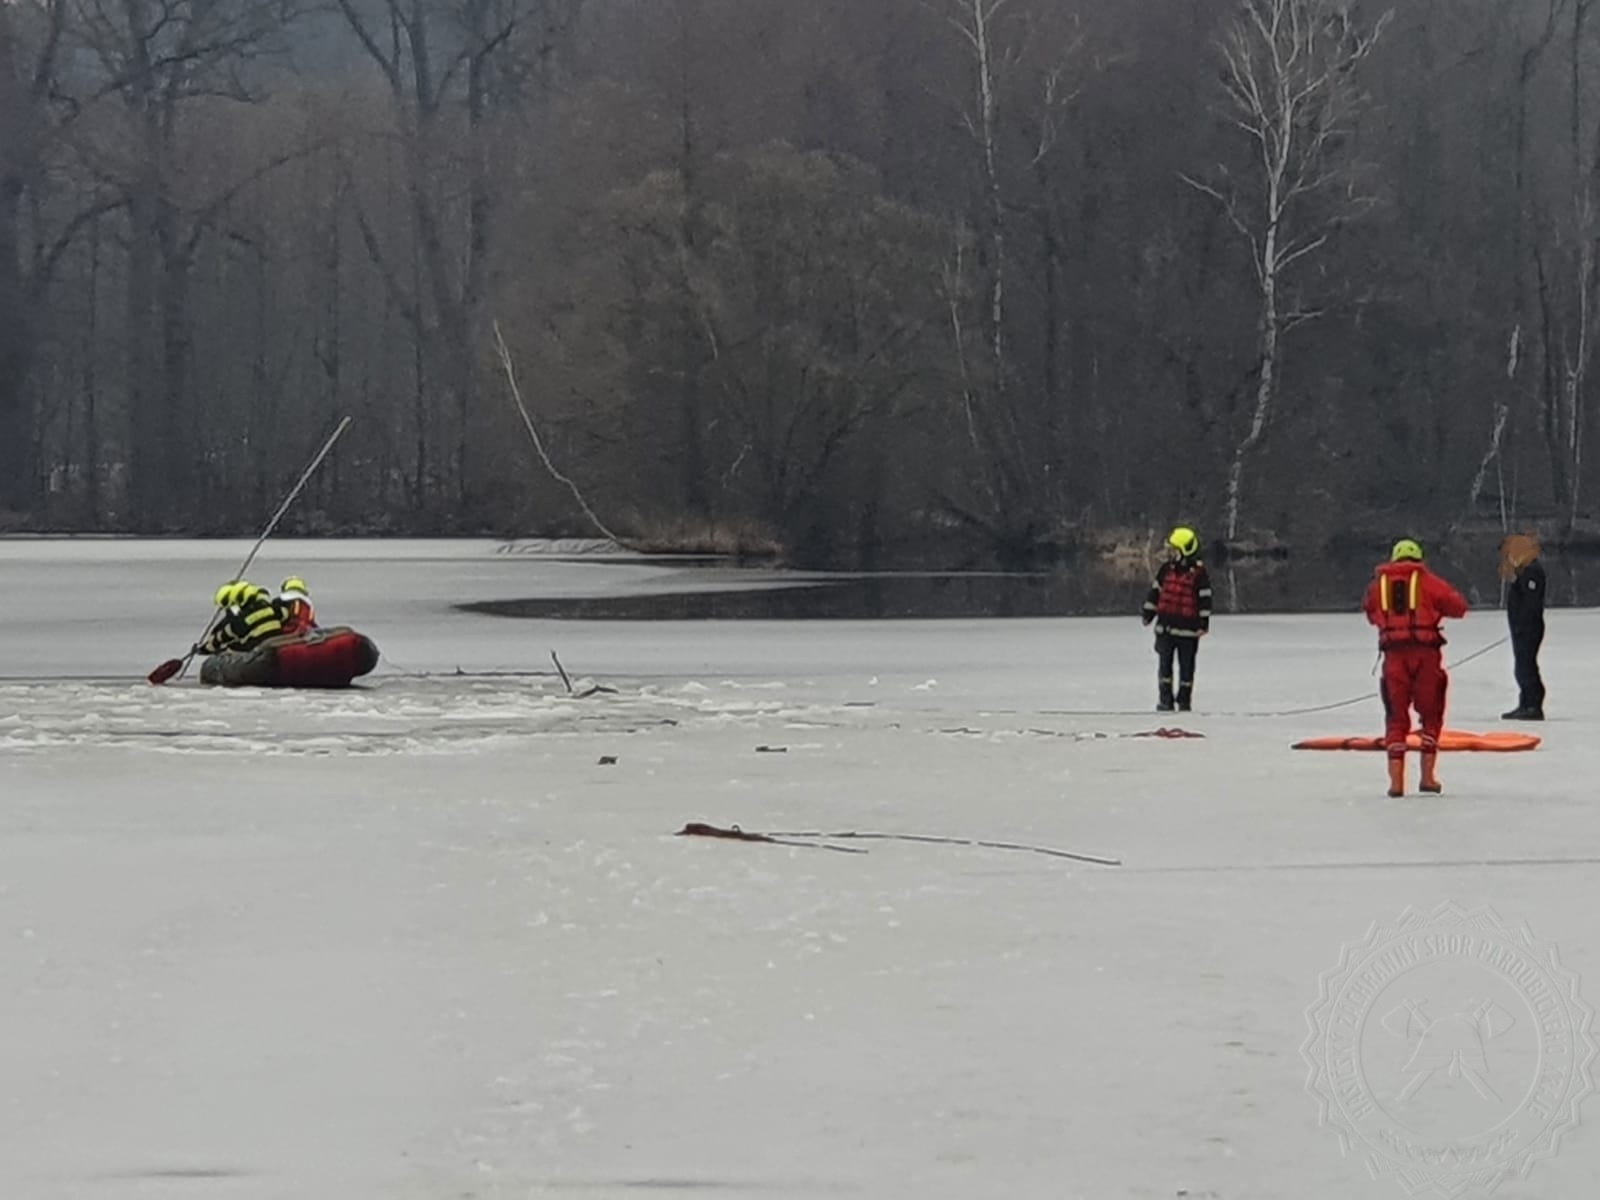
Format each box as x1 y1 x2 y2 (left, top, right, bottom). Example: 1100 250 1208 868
1362 538 1469 797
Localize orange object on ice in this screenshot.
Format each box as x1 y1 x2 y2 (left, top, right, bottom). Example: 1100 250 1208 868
1292 730 1540 752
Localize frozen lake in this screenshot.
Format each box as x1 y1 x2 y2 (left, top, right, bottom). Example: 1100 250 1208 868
2 538 1597 1199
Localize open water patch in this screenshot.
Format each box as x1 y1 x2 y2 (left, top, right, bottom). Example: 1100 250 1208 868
94 1166 254 1182
459 572 1138 620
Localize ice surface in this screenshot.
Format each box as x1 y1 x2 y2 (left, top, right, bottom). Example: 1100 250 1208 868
1 539 1597 1198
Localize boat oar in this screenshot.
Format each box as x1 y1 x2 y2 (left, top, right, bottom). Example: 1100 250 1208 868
148 416 353 685
148 641 206 686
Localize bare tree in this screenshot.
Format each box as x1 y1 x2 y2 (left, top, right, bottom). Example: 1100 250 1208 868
937 0 1028 524
662 0 714 517
333 0 583 516
933 0 1091 557
0 0 79 515
64 0 305 524
1555 0 1597 530
1183 0 1391 543
1022 21 1087 507
1460 0 1563 528
0 0 45 514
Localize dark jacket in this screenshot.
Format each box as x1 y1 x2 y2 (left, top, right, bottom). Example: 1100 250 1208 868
199 590 286 654
1142 558 1213 636
1506 561 1546 636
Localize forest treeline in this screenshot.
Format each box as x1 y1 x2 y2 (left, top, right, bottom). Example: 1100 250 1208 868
1 0 1596 566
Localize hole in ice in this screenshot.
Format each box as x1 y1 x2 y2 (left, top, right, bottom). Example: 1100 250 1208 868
98 1167 251 1181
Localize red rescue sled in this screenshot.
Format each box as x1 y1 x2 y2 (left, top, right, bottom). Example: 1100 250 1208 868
1293 729 1540 752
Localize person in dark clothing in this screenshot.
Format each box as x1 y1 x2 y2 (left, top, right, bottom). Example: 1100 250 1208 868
1141 526 1213 712
197 581 286 655
1500 533 1546 720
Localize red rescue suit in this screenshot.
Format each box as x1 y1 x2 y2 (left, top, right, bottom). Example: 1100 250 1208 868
279 596 316 636
1362 562 1469 758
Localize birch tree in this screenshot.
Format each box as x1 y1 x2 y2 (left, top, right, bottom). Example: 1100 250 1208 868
1183 0 1390 542
936 0 1087 553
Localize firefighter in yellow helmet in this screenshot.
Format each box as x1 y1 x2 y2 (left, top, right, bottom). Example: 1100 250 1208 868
1140 526 1213 711
276 576 317 636
197 581 286 655
1362 538 1469 797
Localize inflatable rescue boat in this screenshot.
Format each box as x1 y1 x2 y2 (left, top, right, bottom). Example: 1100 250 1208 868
199 625 380 689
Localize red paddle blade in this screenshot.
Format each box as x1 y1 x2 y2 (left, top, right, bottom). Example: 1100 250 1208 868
148 658 184 685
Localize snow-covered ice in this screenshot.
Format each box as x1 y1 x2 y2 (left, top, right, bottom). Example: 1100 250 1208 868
1 538 1597 1198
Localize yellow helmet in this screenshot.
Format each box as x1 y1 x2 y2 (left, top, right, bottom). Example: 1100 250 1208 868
1167 526 1200 558
280 576 309 598
1391 538 1424 562
214 581 264 608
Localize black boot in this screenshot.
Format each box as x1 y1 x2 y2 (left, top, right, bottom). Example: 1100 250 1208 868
1158 677 1175 712
1176 682 1193 712
1502 705 1545 721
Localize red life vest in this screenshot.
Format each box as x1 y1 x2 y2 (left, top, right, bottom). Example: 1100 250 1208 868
279 598 316 636
1158 563 1202 620
1373 563 1444 648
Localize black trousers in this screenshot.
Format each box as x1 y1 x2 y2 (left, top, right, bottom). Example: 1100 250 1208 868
1512 625 1545 709
1156 633 1198 702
